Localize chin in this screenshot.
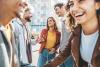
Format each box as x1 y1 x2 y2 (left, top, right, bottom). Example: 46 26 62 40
76 21 86 25
75 18 87 25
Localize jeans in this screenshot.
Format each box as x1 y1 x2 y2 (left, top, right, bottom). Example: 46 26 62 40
20 61 34 67
37 49 55 67
60 56 74 67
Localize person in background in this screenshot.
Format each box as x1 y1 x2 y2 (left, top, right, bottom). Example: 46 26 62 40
54 3 73 67
23 7 33 65
44 0 100 67
0 0 28 67
37 17 61 67
11 2 34 67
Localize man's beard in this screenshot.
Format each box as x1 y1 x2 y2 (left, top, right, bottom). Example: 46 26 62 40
15 11 21 18
25 17 31 22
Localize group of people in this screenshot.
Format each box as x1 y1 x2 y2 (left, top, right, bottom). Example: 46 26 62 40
37 3 73 67
37 0 100 67
0 0 33 67
0 0 100 67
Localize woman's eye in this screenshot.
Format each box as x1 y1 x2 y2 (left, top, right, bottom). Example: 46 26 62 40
78 0 85 3
68 2 74 8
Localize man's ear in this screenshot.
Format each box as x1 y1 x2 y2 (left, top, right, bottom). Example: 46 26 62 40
96 2 100 14
96 2 100 10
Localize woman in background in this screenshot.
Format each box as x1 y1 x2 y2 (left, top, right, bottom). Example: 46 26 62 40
37 17 61 67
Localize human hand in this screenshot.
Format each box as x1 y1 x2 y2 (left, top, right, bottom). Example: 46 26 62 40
49 48 56 54
37 35 45 43
44 63 52 67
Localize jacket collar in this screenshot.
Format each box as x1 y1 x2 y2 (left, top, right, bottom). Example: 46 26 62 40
71 25 81 67
72 24 100 66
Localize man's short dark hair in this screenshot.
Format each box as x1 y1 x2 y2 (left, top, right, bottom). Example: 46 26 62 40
54 3 64 9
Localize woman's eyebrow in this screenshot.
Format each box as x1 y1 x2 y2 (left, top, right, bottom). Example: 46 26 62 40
68 1 73 5
69 1 73 3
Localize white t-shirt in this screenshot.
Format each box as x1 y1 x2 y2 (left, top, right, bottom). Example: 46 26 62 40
80 30 99 67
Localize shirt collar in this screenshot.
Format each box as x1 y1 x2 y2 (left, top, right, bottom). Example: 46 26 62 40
12 18 23 25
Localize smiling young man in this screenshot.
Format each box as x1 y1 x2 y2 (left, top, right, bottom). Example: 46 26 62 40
54 3 74 67
11 3 34 67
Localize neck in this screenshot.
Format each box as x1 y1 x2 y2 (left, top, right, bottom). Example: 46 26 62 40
0 13 14 26
81 16 98 35
49 26 55 32
60 12 66 17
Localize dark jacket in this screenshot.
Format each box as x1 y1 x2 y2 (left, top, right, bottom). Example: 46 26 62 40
44 25 100 67
37 29 61 53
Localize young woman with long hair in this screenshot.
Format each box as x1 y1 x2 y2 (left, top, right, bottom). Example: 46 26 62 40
37 17 61 67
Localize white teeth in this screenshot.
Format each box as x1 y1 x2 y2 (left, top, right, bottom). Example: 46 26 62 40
75 12 84 17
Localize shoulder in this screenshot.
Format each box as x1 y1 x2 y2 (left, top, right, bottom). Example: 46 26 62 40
56 30 61 35
72 25 81 36
42 28 48 31
41 28 48 33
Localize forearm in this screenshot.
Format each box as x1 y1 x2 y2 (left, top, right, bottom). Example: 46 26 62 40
44 33 73 67
44 43 71 67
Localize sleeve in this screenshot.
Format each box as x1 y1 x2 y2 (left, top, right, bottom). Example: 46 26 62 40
36 29 46 43
54 32 61 50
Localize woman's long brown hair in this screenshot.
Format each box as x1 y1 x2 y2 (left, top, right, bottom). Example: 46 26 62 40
46 17 58 31
66 0 100 31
